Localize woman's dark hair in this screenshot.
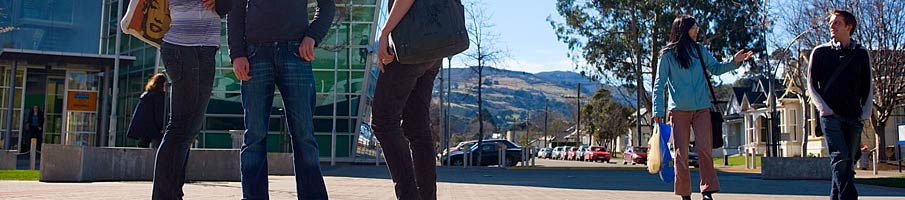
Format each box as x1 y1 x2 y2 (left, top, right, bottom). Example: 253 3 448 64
662 15 698 69
144 74 167 92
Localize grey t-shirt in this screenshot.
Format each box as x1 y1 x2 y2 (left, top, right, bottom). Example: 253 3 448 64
163 0 221 47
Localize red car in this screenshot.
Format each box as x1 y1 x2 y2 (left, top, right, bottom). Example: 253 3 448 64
622 146 649 165
583 146 611 162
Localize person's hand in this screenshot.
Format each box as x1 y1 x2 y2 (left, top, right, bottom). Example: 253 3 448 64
733 49 754 65
652 116 663 124
377 33 395 73
299 36 316 61
202 0 215 11
233 57 251 81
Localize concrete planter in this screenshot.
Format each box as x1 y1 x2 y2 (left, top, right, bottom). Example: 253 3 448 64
39 144 298 182
761 157 831 180
1 150 16 170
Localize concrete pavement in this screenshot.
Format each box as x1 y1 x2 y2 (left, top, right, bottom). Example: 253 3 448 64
2 166 904 200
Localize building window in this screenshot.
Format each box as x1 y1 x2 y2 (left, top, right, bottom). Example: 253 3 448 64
22 0 74 23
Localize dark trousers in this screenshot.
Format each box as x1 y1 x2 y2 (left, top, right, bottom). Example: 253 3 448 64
151 42 217 200
821 115 863 200
26 126 42 151
371 59 441 200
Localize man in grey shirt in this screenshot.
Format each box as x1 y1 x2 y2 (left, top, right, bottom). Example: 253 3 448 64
228 0 335 199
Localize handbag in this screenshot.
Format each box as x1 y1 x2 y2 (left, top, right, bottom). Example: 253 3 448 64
390 0 469 64
695 46 725 149
121 0 171 48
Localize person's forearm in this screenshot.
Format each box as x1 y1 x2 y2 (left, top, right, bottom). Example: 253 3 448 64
381 0 415 36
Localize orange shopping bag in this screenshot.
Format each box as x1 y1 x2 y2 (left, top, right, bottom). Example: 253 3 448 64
120 0 170 48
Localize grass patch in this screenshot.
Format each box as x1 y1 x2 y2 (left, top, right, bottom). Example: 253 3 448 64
856 176 905 188
713 155 762 166
0 170 39 181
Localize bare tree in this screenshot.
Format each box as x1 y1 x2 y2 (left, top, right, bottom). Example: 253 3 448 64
462 1 507 165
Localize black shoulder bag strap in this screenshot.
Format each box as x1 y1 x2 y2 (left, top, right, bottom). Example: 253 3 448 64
694 46 720 111
695 46 725 149
821 50 855 94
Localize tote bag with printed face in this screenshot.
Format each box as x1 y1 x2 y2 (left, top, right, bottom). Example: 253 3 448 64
121 0 170 48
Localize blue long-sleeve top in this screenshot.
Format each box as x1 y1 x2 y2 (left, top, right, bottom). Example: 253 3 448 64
652 45 740 117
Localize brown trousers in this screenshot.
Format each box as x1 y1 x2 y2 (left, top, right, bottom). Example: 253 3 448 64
670 109 721 196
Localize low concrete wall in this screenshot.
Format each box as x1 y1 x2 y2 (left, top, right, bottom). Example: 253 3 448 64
762 157 831 180
40 144 298 182
1 150 16 170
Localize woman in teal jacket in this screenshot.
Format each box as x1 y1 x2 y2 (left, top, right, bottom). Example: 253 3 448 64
652 15 753 200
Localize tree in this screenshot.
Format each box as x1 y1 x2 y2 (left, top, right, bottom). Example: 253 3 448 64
462 1 507 165
582 88 633 150
550 0 765 113
780 0 905 160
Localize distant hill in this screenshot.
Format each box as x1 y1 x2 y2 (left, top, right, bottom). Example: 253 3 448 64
430 67 637 134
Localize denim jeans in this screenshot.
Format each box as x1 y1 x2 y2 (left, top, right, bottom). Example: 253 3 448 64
371 59 441 200
821 115 863 200
240 41 327 200
152 42 216 200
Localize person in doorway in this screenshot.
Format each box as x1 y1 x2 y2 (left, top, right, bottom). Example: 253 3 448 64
150 0 231 199
808 10 873 200
24 105 44 151
127 74 167 149
228 0 335 199
371 0 444 199
652 15 753 200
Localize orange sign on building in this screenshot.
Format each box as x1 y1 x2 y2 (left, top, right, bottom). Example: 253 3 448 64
66 92 98 111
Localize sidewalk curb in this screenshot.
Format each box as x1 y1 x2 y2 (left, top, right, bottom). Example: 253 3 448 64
509 166 763 174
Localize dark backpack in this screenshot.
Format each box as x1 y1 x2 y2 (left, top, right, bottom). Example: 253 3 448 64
390 0 469 64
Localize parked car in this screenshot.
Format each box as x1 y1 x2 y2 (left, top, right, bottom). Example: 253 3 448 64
559 146 571 160
566 146 579 160
622 146 649 165
583 146 611 162
551 146 565 159
443 139 523 167
575 146 589 161
536 148 551 158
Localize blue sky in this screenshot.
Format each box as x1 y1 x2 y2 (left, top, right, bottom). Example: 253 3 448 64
446 0 573 73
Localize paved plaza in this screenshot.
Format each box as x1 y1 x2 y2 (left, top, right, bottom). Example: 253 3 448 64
2 165 904 200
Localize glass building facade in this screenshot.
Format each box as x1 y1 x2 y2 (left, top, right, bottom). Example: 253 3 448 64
0 0 112 151
99 0 383 161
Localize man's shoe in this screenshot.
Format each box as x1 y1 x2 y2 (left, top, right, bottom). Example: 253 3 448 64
681 196 691 200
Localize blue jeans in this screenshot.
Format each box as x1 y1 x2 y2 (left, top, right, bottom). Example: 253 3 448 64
240 41 327 200
152 42 217 200
821 115 863 200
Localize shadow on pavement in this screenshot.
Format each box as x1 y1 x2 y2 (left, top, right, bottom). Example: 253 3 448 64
320 165 905 197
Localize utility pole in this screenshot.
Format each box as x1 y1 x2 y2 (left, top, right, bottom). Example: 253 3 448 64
563 83 583 146
544 99 549 148
445 56 453 166
439 57 445 166
577 83 581 145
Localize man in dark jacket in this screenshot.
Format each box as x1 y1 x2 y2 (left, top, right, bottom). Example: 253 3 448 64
808 10 874 200
127 90 166 148
228 0 335 199
24 105 44 151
